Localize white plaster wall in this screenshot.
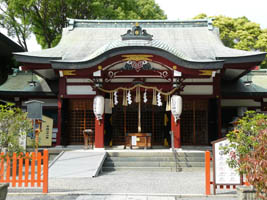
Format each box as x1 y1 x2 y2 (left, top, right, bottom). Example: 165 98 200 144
66 85 96 95
221 99 261 107
66 78 92 83
180 85 213 95
183 78 213 83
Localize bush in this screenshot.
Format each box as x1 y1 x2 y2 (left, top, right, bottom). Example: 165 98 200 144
0 103 32 154
224 111 267 199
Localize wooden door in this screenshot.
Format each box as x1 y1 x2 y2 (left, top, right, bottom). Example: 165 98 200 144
181 99 208 145
66 99 95 144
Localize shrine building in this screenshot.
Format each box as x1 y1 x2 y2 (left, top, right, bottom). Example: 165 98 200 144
11 19 267 149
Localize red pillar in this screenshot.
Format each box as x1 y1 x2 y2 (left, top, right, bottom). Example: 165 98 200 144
95 116 104 148
171 115 181 148
56 98 62 146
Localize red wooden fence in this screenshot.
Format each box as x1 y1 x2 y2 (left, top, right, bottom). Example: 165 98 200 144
0 149 48 193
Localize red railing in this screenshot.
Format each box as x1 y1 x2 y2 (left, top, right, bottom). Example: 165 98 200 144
205 151 248 195
0 149 48 193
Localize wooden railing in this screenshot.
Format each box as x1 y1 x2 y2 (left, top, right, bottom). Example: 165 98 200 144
0 149 48 193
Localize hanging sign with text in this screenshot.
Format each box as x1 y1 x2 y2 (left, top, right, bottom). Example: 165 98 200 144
213 138 241 185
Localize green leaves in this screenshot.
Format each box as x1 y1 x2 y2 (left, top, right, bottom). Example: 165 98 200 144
0 0 31 51
194 14 267 69
1 0 166 49
0 103 32 154
224 111 267 198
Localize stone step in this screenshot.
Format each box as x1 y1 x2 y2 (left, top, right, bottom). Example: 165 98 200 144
103 161 206 167
102 166 206 172
103 151 210 172
106 156 205 162
107 151 206 157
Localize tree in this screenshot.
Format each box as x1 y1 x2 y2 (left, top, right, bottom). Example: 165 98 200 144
223 111 267 199
194 14 267 69
3 0 166 49
0 103 32 154
0 0 31 51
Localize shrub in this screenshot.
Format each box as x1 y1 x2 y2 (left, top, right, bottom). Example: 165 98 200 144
0 103 32 154
224 111 267 199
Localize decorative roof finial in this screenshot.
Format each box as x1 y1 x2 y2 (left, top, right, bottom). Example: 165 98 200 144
121 23 153 41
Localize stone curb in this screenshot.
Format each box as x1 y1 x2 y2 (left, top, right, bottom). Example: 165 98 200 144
7 192 237 197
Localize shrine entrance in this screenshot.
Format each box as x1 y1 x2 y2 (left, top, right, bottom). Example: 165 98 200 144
99 84 175 148
64 98 209 147
111 102 166 145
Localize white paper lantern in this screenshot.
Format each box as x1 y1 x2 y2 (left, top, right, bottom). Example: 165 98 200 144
171 95 182 122
93 95 105 120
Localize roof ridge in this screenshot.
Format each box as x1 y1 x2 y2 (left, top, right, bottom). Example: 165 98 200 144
67 18 213 29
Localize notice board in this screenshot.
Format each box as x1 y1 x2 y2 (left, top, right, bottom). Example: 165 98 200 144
27 115 53 147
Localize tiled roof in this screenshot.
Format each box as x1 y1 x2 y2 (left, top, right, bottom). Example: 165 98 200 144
222 70 267 97
0 32 24 56
0 71 54 96
14 19 266 69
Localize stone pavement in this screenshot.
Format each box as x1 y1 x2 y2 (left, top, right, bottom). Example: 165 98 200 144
7 170 237 199
47 170 235 195
7 193 238 200
7 148 238 199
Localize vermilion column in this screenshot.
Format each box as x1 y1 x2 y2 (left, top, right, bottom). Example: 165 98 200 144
171 115 181 148
94 116 104 148
56 98 62 146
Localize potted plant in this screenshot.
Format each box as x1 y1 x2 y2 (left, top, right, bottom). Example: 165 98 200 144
0 103 32 199
223 111 267 200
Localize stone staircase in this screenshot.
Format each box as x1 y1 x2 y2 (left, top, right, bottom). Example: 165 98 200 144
102 151 210 172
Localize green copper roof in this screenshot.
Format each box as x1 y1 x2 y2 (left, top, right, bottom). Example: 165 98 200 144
222 70 267 97
0 71 54 96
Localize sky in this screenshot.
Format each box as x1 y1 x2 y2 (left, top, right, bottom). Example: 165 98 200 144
155 0 267 29
2 0 267 52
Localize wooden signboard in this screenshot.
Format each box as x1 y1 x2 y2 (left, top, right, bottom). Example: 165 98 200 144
211 137 241 194
27 115 53 147
124 133 152 149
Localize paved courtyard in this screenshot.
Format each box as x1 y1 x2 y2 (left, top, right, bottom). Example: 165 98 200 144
7 193 238 200
7 170 237 199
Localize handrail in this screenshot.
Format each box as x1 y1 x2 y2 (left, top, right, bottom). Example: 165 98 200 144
169 131 181 172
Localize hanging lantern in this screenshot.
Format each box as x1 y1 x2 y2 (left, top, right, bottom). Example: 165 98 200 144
171 95 182 123
93 95 105 120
